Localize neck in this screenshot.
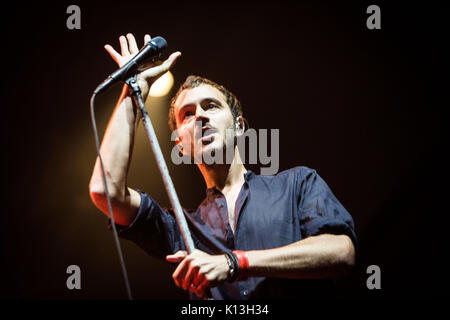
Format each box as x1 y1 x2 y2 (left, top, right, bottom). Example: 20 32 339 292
197 147 247 192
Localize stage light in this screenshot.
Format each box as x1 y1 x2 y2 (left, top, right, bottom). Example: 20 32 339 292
149 71 174 97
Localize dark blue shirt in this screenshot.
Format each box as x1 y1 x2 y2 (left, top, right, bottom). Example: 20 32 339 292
112 166 356 300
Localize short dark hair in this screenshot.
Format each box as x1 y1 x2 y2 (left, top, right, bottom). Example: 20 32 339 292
168 75 243 132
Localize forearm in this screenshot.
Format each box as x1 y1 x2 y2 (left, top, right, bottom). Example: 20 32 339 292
89 84 139 200
246 234 355 279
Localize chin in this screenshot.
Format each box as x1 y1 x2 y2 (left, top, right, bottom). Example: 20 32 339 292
198 140 227 164
202 140 221 153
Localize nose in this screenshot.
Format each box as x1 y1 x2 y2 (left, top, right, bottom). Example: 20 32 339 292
195 104 209 125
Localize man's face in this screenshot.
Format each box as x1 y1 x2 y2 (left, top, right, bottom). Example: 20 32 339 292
173 84 236 161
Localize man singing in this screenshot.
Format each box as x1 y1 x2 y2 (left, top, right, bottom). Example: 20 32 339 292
89 33 356 299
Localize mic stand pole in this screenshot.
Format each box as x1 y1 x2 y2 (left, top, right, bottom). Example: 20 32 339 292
124 75 196 253
125 75 213 300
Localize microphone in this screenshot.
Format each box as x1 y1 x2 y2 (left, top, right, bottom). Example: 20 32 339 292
94 36 168 94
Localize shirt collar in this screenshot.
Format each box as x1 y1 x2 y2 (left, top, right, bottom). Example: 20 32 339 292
243 169 255 181
205 169 255 196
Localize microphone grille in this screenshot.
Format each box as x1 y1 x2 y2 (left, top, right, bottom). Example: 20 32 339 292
149 36 168 50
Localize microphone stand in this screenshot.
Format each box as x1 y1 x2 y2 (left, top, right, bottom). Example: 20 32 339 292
125 75 213 299
124 75 196 253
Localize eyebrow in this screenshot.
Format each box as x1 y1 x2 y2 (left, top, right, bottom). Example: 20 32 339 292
178 98 223 113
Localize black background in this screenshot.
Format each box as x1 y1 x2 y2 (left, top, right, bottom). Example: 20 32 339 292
2 0 447 302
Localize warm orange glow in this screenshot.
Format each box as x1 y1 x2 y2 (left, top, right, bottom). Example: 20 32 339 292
150 71 174 97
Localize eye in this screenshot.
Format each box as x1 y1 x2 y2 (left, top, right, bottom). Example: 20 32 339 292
183 110 194 120
207 103 218 110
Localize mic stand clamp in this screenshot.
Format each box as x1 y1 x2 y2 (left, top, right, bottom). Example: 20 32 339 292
125 74 140 94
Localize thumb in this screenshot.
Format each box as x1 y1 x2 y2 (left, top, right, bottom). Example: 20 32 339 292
166 250 188 263
142 51 181 80
164 51 182 70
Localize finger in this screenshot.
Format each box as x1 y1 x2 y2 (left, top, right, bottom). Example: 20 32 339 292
166 250 187 263
162 51 182 71
194 276 210 299
126 33 139 54
171 255 190 288
142 51 181 80
183 262 199 291
144 34 151 44
104 44 121 64
119 35 130 56
155 51 182 72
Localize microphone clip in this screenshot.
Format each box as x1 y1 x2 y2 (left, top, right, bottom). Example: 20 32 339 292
125 74 141 95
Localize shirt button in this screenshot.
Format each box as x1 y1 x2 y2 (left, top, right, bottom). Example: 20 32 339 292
242 290 249 296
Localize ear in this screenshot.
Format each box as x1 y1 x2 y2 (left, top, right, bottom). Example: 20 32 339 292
235 116 245 136
175 139 184 153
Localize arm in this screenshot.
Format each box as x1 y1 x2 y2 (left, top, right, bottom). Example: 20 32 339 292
246 233 355 279
167 233 355 298
89 33 181 226
89 82 141 226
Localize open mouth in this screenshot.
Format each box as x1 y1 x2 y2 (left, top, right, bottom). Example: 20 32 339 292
201 127 216 144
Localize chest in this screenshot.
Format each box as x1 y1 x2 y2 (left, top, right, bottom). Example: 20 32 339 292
224 188 241 232
195 178 301 251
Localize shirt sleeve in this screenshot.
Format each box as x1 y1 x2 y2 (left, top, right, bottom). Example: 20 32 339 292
296 168 357 248
107 190 186 260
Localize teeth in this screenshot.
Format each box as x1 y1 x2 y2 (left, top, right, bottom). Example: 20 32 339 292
202 135 214 144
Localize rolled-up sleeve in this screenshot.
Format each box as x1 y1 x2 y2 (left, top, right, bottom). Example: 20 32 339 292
108 190 186 260
297 168 357 248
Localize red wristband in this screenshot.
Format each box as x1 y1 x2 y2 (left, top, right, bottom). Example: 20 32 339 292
233 250 249 281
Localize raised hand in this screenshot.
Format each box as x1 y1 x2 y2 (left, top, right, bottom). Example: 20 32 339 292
104 33 181 97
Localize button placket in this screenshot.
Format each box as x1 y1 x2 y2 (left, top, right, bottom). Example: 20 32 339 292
215 196 234 247
233 184 250 242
